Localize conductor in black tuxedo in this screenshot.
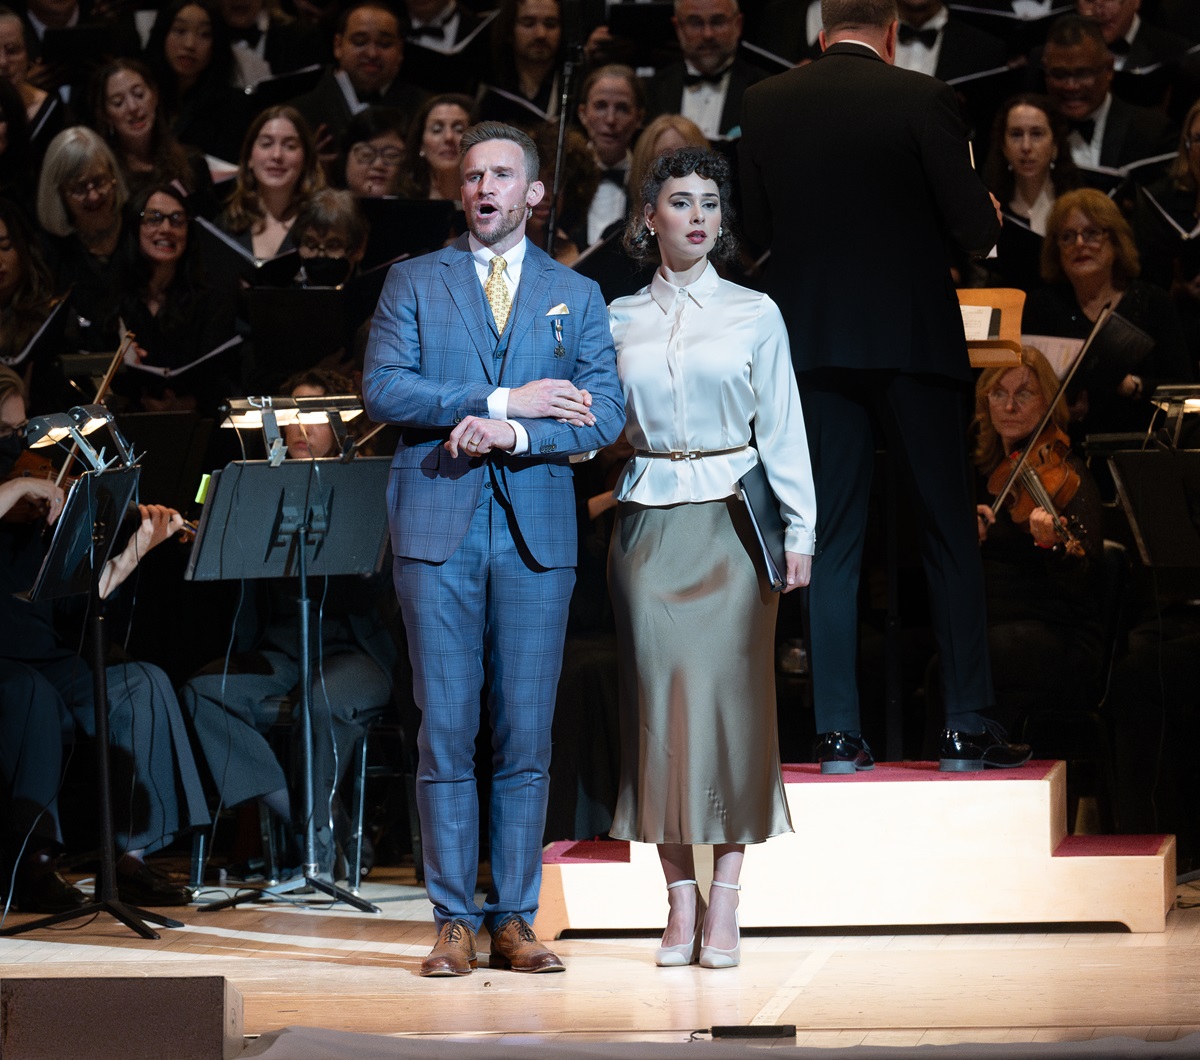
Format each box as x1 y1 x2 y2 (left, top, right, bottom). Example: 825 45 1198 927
739 0 1032 773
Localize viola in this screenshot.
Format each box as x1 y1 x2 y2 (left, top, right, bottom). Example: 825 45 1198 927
986 424 1086 557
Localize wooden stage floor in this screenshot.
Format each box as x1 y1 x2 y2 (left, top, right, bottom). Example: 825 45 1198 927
3 868 1200 1051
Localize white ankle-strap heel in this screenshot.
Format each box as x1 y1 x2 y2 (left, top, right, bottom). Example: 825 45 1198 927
655 879 706 967
699 880 741 969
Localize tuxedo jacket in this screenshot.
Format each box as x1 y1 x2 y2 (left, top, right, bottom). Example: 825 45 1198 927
738 43 999 382
645 55 770 138
400 4 483 46
362 236 624 569
290 68 428 143
934 19 1008 83
1098 94 1177 170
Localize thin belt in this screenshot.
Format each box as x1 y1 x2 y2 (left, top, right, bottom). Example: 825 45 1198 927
634 444 748 461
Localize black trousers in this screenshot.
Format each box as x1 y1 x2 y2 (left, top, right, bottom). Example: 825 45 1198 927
796 368 993 735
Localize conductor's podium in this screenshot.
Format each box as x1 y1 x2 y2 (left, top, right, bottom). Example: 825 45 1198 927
533 761 1175 938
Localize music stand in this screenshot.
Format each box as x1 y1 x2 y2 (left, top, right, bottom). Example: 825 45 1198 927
1109 450 1200 569
0 467 186 940
185 457 390 913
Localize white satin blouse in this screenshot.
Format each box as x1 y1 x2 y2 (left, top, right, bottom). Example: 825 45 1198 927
608 262 817 555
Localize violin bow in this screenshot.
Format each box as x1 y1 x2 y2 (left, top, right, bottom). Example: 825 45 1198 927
52 330 137 490
991 302 1113 512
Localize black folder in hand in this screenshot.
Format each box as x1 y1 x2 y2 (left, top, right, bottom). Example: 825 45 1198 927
735 460 787 592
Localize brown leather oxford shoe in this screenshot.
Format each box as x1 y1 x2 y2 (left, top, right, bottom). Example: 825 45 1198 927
420 918 478 977
487 915 565 973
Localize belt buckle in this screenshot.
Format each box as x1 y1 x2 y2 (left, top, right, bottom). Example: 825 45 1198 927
669 450 695 461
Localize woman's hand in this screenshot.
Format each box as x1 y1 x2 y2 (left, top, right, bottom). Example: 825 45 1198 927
0 477 65 523
98 504 186 598
1028 506 1061 548
783 551 811 592
976 504 995 544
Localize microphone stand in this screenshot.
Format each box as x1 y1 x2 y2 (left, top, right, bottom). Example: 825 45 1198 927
545 4 589 259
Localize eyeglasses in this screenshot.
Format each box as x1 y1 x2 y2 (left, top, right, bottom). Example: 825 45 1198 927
1056 226 1109 248
140 209 188 229
63 176 116 201
300 237 347 255
987 388 1040 408
0 418 27 439
349 143 404 166
1043 66 1107 85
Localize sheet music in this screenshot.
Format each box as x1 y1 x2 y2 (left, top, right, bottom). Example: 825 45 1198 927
1022 334 1084 378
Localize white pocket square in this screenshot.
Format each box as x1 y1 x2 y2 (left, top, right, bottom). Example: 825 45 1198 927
546 303 570 316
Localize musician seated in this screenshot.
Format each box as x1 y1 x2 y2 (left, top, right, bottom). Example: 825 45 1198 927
0 366 205 910
178 368 399 879
972 347 1105 732
1022 188 1195 437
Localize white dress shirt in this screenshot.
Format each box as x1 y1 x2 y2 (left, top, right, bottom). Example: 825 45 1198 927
894 6 948 79
409 1 461 52
607 263 817 554
469 235 530 454
680 64 731 141
1068 93 1113 171
586 151 630 246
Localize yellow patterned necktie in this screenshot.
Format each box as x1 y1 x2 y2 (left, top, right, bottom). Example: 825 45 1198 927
485 255 511 334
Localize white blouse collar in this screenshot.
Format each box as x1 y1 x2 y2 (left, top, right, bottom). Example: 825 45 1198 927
648 260 720 314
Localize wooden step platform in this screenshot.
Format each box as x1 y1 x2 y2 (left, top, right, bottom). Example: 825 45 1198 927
534 761 1176 939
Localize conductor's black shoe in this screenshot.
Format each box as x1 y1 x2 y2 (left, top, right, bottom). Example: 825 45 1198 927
815 731 875 775
939 724 1032 772
14 869 90 914
115 860 193 906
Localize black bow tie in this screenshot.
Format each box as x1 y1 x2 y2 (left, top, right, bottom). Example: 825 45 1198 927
684 68 728 88
410 23 447 39
358 90 384 105
1070 118 1096 144
1109 37 1132 56
230 26 263 47
599 167 626 187
898 22 940 48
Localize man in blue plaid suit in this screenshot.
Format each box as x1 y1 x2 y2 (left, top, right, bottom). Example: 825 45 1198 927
363 121 624 977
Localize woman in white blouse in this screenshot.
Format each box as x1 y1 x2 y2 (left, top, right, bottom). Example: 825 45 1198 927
606 147 816 970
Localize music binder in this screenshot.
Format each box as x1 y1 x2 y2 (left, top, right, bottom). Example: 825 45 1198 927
194 217 301 286
735 460 787 593
0 297 69 368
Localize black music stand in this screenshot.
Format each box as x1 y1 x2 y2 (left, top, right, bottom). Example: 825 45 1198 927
1109 450 1200 569
184 458 390 913
0 467 185 940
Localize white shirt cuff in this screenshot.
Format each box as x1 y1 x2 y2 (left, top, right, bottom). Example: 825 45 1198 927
487 387 528 454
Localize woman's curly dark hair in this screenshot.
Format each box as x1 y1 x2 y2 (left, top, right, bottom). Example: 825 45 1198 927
622 146 738 264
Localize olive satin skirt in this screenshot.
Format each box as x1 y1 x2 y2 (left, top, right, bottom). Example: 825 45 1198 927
607 498 793 845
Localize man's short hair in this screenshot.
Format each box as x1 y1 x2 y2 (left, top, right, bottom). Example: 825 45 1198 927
459 121 540 183
336 0 399 37
821 0 898 35
1044 13 1107 51
674 0 740 13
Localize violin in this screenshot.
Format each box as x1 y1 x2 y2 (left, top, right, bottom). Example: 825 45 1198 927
986 424 1086 557
1 449 79 523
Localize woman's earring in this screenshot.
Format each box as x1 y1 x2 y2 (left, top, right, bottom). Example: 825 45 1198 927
1050 158 1056 170
718 226 723 238
647 224 655 236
